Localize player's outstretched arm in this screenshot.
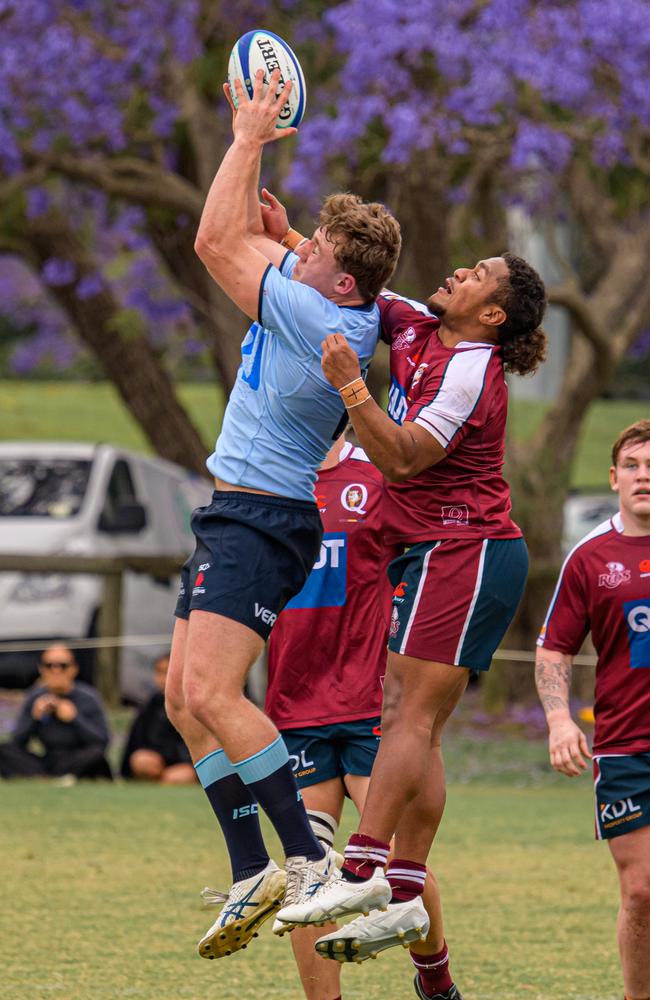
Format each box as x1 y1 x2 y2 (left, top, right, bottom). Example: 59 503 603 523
321 333 446 480
195 69 295 319
222 85 291 269
535 647 591 777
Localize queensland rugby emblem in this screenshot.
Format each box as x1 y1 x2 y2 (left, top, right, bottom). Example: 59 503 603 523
341 482 368 514
393 326 416 351
598 561 631 589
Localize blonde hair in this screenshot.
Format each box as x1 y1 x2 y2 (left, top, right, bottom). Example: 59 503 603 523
318 193 401 302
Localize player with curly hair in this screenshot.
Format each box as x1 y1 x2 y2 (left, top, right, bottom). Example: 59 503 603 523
265 205 546 996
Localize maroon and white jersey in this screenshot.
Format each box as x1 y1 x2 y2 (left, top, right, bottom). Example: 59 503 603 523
379 293 521 544
538 513 650 755
265 444 394 729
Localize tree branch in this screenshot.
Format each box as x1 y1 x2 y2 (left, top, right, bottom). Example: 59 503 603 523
546 280 612 369
0 165 47 202
20 148 204 218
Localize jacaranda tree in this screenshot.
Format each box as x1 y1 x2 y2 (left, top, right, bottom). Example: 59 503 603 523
1 0 649 664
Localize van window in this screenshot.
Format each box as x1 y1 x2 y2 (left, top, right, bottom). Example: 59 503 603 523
0 459 92 517
100 460 138 524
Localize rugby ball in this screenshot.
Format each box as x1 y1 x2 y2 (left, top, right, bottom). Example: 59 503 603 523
228 29 306 129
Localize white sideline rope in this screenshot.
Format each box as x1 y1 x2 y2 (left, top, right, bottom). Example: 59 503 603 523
0 636 598 665
0 634 172 653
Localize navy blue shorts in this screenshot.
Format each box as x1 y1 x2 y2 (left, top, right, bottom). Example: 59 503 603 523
594 753 650 841
175 491 323 641
281 718 382 790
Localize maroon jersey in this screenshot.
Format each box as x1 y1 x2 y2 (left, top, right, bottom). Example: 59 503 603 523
265 444 394 729
380 293 521 544
538 513 650 755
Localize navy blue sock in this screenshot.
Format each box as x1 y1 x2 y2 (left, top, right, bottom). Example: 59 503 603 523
195 749 270 882
234 737 325 861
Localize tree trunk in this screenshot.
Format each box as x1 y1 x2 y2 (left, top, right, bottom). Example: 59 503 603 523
24 212 211 476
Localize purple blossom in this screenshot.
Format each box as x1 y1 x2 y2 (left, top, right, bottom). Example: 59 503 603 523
41 258 77 287
76 273 105 300
26 187 51 219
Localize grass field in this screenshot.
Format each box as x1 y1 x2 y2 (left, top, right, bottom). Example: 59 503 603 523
0 381 644 489
1 715 623 1000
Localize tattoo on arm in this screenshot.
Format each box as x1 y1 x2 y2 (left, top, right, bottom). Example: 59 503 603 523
535 654 572 717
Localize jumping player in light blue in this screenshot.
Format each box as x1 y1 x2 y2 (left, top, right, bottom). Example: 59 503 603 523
164 68 401 960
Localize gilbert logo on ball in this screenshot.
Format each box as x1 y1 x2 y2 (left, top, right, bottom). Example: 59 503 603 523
228 29 306 129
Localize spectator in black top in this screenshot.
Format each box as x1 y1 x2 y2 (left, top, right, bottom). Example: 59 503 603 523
120 655 195 784
0 644 112 780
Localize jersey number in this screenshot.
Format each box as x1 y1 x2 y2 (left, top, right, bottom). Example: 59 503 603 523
387 376 408 425
241 323 267 391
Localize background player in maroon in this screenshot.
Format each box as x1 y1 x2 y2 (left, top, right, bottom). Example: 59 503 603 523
276 247 546 989
536 420 650 1000
266 433 463 1000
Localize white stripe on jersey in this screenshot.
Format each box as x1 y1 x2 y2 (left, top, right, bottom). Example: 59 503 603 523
537 517 616 646
413 348 492 448
380 290 431 316
454 539 488 664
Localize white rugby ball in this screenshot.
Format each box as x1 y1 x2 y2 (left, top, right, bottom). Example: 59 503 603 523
228 29 306 129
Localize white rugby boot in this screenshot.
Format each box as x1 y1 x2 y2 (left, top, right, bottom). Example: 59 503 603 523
272 847 342 935
275 863 391 929
197 860 286 959
314 896 429 963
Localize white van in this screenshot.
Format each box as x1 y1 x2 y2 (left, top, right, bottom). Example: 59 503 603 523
0 442 212 701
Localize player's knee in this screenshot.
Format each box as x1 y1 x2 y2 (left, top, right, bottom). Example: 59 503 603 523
617 851 650 914
164 684 185 731
183 675 233 727
622 871 650 915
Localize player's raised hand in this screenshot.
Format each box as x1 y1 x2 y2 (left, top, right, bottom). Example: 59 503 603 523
222 82 237 135
260 188 289 242
548 717 591 777
232 69 297 144
321 333 361 389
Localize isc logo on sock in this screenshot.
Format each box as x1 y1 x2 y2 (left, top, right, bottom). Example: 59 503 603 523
232 804 259 820
286 533 348 610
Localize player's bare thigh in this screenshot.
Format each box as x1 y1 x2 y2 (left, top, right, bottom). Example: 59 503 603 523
608 824 650 891
382 650 469 731
183 610 265 707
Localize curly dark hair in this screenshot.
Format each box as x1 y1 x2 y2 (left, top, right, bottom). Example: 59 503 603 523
492 252 547 376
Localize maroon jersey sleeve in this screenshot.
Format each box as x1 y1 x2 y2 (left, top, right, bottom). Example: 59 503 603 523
378 293 431 345
538 550 590 654
406 346 499 456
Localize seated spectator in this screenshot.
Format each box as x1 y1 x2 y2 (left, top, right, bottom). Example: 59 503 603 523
120 655 195 785
0 643 112 781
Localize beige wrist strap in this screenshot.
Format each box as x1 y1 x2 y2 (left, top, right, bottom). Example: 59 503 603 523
280 228 304 250
339 377 371 409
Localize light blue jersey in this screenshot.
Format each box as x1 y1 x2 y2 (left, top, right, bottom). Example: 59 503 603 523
207 253 380 501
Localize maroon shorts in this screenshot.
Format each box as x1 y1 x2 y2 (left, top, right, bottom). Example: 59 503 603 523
387 537 528 669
